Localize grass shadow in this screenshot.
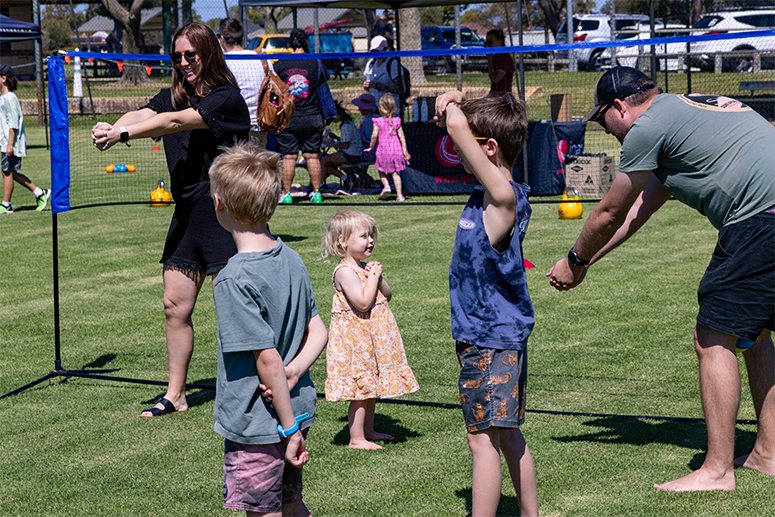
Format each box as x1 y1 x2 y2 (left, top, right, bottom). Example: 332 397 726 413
554 416 757 453
455 487 523 517
275 233 305 243
330 413 421 446
80 353 117 369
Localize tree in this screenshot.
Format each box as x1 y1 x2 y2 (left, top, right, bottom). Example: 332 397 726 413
100 0 151 85
262 6 291 34
399 8 427 87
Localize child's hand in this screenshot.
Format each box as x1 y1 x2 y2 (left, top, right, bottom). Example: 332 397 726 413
404 151 411 161
258 365 299 407
434 91 466 126
285 432 309 467
367 261 383 278
364 147 373 153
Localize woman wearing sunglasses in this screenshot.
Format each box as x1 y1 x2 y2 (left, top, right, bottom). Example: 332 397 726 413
91 22 250 418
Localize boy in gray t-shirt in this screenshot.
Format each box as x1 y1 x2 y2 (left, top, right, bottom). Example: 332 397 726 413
209 141 328 515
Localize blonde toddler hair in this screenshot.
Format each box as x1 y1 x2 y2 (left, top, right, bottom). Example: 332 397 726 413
322 209 379 261
378 95 397 134
209 140 281 226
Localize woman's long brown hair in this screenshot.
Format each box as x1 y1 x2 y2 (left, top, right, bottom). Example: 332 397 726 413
170 22 239 111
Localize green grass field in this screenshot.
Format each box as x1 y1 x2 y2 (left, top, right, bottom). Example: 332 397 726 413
1 120 773 517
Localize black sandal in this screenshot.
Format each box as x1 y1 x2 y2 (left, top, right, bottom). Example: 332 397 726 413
140 397 179 417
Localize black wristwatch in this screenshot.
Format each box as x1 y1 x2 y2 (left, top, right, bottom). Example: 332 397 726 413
119 126 131 147
567 248 590 267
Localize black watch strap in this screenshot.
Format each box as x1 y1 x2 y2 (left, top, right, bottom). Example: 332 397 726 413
568 248 590 267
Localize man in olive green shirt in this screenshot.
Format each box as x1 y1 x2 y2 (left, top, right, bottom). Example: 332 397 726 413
549 66 775 492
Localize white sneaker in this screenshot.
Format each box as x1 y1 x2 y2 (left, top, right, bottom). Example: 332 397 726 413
380 186 391 200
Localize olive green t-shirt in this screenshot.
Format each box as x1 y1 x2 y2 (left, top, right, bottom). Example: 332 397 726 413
618 93 775 229
213 239 318 445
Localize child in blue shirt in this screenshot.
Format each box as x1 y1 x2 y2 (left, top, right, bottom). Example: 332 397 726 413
209 141 328 516
436 91 538 517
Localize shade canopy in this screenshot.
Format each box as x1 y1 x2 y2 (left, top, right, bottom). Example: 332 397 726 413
0 14 42 42
239 0 473 8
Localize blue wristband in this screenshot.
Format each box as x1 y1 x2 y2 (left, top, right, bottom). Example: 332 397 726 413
277 412 310 438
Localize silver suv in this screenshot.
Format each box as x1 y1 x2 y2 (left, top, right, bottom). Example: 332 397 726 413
689 9 775 72
556 13 649 70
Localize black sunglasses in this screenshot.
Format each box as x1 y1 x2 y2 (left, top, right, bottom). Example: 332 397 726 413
172 50 198 64
593 102 613 129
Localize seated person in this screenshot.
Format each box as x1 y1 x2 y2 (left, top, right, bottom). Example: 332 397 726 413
320 101 364 187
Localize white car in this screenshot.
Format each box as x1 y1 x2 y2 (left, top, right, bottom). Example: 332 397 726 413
689 10 775 72
555 13 649 70
602 23 690 72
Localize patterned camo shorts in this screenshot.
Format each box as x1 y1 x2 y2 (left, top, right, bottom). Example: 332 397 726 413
457 342 527 433
223 438 304 513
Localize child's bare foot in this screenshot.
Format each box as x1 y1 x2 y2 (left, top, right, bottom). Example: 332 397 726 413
349 439 384 450
654 467 735 492
735 451 775 476
365 431 394 441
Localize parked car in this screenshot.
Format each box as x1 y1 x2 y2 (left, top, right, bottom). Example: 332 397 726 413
247 34 293 54
602 23 689 72
247 32 355 77
688 9 775 72
555 13 649 70
421 26 487 73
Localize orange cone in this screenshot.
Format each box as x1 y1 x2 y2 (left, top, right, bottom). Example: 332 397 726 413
117 61 123 72
145 65 152 76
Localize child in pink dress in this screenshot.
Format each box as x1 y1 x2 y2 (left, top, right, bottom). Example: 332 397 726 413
322 209 419 450
364 95 411 202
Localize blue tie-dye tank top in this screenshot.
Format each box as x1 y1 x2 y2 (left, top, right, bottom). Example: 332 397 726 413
449 181 534 350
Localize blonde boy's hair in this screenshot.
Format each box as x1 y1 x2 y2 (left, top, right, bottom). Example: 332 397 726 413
209 140 281 226
458 93 527 167
322 209 379 260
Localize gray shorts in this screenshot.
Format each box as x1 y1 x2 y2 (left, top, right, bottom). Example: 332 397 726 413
457 342 527 433
223 437 304 513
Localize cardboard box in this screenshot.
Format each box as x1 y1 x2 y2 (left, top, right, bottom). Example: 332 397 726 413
565 154 615 196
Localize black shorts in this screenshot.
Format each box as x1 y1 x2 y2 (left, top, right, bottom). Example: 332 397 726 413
161 195 237 276
276 119 324 156
697 209 775 341
343 153 362 165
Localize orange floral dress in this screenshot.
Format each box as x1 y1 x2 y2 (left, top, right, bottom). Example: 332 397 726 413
325 263 419 401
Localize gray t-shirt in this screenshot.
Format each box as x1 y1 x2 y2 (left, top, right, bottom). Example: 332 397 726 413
619 93 775 229
213 239 318 445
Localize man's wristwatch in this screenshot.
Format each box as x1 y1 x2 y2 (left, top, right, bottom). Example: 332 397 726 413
119 126 131 147
567 248 591 267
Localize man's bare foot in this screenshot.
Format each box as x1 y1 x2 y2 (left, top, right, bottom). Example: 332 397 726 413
349 439 384 450
734 452 775 476
654 467 735 492
365 431 395 441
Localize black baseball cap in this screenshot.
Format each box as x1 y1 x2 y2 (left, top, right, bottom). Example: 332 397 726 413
582 66 651 123
0 64 15 77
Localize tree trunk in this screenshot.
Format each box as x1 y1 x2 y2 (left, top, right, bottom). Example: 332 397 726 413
101 0 153 85
263 7 278 34
399 8 426 87
689 0 703 26
538 0 564 37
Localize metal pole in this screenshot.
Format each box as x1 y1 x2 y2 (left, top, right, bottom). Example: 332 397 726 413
177 0 183 29
567 0 576 72
649 0 657 81
516 1 525 101
686 0 692 94
610 0 617 67
313 8 320 53
454 6 461 91
33 0 45 129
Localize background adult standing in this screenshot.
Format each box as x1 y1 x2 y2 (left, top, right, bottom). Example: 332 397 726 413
547 66 775 492
219 17 271 148
363 36 400 109
275 28 332 204
484 29 516 97
371 10 395 51
92 22 250 417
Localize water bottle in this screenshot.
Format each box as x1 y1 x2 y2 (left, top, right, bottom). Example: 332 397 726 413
420 99 429 123
412 100 419 122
